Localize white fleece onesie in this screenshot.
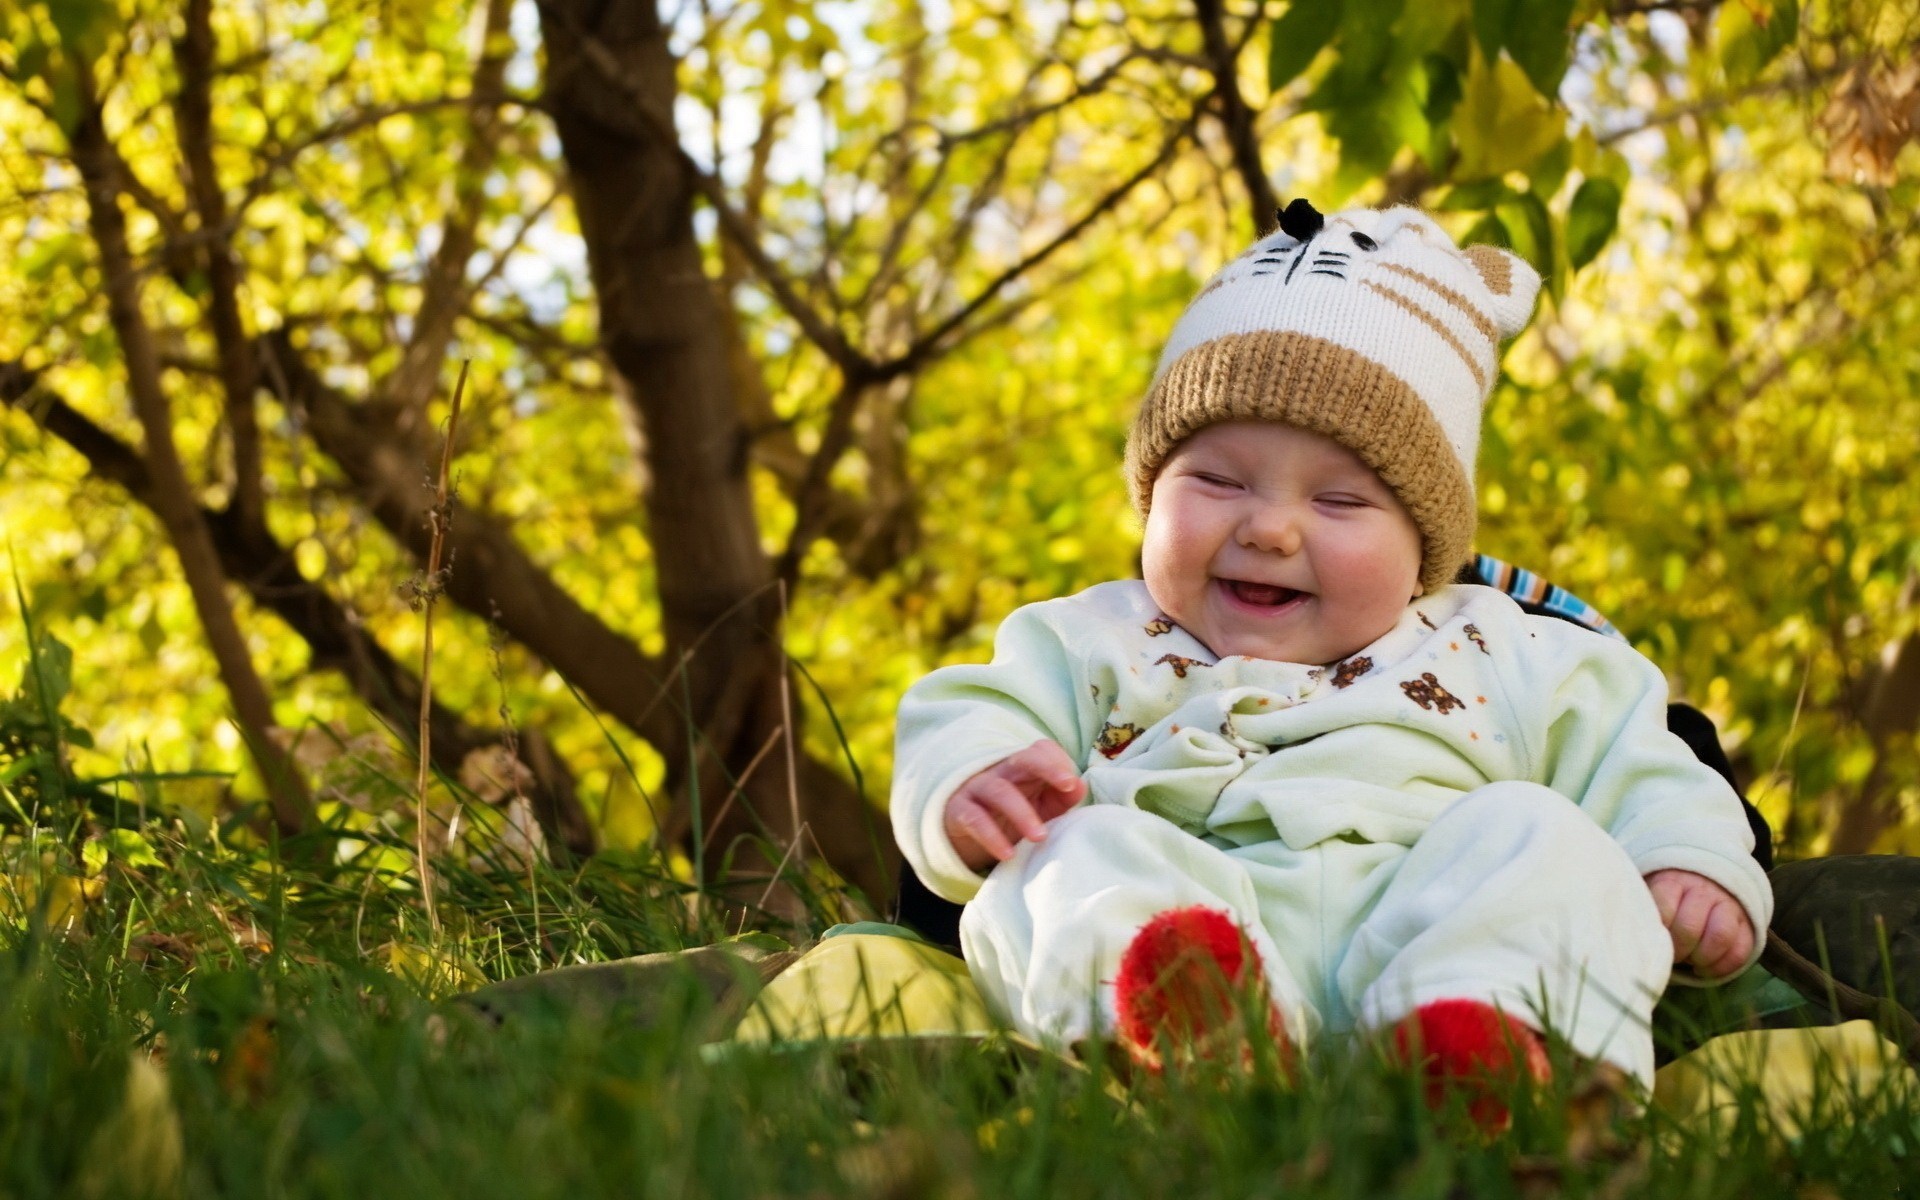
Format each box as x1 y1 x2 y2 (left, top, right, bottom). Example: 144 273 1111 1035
890 581 1772 1085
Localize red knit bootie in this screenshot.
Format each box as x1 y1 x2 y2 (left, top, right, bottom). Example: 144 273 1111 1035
1113 906 1288 1072
1389 999 1552 1133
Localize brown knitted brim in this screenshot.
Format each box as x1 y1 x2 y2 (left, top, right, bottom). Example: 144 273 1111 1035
1125 330 1475 595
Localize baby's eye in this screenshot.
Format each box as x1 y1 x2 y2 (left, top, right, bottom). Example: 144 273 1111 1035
1193 473 1240 489
1318 494 1370 509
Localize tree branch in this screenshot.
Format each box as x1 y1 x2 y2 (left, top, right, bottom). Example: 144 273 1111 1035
879 110 1197 379
0 362 596 858
384 0 517 418
261 329 702 761
536 0 871 377
1193 0 1279 235
66 63 311 835
175 0 264 535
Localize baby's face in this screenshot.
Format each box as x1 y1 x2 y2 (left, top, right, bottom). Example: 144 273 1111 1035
1141 422 1423 665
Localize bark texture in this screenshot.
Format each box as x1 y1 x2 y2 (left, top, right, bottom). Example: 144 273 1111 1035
67 66 310 834
536 0 893 908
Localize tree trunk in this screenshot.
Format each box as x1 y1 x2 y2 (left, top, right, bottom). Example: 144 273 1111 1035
67 68 310 835
1830 626 1920 854
537 0 894 909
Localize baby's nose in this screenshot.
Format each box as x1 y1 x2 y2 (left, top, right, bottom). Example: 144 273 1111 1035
1239 507 1304 555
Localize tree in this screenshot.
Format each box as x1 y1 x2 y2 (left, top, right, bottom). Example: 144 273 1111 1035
2 0 1914 919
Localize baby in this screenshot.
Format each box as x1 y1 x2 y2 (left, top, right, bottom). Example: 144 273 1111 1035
890 203 1770 1093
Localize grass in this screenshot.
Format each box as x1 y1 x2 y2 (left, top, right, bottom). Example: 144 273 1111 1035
2 596 1917 1199
2 815 1918 1200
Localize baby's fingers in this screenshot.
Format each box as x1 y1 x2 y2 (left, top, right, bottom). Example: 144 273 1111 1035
1692 904 1755 978
1002 740 1088 799
971 775 1051 845
949 796 1020 863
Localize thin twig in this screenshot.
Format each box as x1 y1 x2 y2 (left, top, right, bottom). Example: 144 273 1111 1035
778 580 802 869
413 359 470 936
1761 930 1920 1070
701 724 785 847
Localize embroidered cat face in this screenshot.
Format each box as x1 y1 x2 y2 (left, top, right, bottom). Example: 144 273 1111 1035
1160 208 1536 473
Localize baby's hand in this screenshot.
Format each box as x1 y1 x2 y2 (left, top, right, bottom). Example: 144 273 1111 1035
1645 868 1756 979
944 740 1088 871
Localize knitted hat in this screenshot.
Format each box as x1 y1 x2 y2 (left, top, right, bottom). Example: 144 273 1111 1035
1125 201 1541 594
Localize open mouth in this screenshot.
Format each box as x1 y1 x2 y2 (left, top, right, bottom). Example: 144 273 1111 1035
1220 579 1306 610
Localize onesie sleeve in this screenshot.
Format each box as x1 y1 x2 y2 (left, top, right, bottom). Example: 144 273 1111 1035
890 599 1098 903
1520 618 1773 983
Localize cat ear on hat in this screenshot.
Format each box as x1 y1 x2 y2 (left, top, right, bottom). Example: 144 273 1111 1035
1461 244 1542 338
1276 198 1324 243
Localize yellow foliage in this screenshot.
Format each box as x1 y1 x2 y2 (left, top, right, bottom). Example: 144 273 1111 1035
384 942 487 999
1653 1022 1917 1141
73 1055 183 1200
0 854 103 932
734 934 995 1043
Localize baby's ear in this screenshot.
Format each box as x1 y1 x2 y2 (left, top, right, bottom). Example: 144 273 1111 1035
1462 245 1542 338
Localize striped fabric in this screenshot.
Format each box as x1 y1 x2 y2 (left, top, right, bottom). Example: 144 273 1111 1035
1471 553 1622 641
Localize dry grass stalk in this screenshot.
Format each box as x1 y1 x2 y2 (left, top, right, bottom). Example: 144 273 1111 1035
778 580 802 869
412 360 470 935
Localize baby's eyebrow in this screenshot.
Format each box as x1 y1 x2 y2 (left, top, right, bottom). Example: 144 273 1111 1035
1317 467 1393 494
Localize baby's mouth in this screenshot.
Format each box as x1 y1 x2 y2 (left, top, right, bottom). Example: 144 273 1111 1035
1222 579 1305 609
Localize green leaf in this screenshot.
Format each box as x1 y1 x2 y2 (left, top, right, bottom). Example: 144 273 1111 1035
1421 52 1463 127
1323 82 1423 202
1528 131 1573 197
1717 0 1798 87
1471 0 1522 60
21 631 73 714
42 0 114 62
1268 0 1343 92
20 233 79 283
1453 51 1565 180
107 828 164 869
1436 177 1520 211
138 612 166 656
1462 211 1511 249
1565 176 1622 269
1498 190 1554 274
15 34 50 83
1505 0 1577 96
49 69 82 136
1334 0 1409 83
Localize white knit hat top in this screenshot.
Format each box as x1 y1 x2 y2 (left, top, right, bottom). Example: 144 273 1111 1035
1126 202 1542 592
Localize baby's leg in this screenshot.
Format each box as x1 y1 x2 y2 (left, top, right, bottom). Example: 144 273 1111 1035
1338 782 1671 1086
961 804 1312 1051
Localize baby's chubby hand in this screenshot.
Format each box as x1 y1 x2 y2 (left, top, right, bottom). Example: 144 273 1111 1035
943 740 1088 871
1645 868 1756 979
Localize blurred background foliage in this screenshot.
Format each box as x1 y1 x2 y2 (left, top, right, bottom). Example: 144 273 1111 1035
0 0 1917 923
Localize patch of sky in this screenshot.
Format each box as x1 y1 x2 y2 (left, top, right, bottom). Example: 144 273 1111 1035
507 0 543 93
498 215 587 325
1718 125 1749 172
1646 12 1691 62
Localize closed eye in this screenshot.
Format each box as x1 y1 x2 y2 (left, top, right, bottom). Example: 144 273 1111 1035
1190 472 1242 489
1317 494 1372 509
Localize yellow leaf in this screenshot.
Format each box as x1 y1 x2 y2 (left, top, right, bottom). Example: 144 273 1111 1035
1455 51 1565 180
75 1055 183 1200
384 942 486 998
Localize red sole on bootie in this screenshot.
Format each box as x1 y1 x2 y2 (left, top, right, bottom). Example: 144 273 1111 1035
1113 906 1288 1071
1389 999 1551 1132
